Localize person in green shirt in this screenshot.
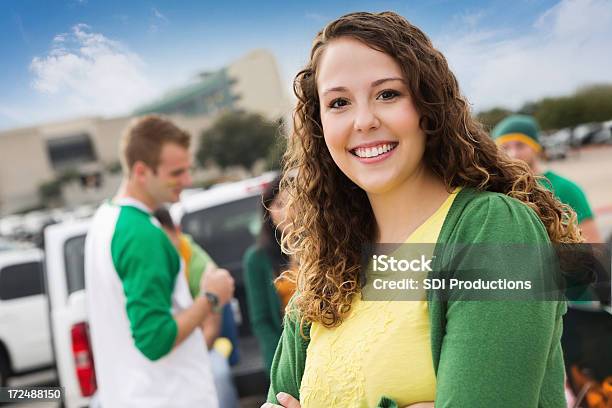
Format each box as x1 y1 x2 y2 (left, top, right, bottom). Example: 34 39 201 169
492 114 602 243
262 11 584 408
493 116 611 405
153 207 221 348
153 207 240 408
243 175 296 374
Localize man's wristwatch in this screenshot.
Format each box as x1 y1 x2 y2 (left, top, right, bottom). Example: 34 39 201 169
200 290 222 313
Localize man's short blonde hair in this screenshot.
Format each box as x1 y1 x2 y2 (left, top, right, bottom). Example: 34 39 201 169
120 115 191 174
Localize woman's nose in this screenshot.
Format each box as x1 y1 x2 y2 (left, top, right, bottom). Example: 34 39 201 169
353 104 380 133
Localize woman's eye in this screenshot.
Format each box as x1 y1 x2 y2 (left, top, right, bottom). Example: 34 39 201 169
378 90 399 100
329 98 349 109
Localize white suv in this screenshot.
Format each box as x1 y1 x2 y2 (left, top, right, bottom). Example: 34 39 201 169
44 172 276 408
0 247 54 386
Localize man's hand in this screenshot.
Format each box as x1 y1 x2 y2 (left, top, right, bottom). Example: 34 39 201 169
173 264 233 349
403 403 434 408
200 264 234 306
261 392 301 408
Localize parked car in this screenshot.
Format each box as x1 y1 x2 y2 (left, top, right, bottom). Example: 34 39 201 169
44 172 276 408
0 247 53 386
571 122 602 147
584 120 612 145
44 218 94 408
541 128 571 160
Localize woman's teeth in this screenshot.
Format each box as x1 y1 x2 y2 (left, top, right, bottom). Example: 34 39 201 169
352 143 397 158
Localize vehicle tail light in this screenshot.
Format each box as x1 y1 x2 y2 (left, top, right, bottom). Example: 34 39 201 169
71 322 97 397
245 181 271 194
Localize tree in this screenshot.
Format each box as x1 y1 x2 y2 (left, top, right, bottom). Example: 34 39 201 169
475 83 612 131
533 87 610 130
197 111 280 170
38 179 62 205
517 101 539 116
265 132 287 171
476 107 513 131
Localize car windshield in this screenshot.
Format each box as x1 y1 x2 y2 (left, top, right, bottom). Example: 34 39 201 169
63 195 262 294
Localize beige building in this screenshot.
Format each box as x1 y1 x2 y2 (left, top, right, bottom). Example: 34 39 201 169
136 49 291 121
0 115 213 215
0 49 291 215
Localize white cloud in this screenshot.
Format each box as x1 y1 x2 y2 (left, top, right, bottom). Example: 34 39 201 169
454 10 486 30
150 7 169 33
305 12 328 23
114 14 129 24
29 24 158 118
436 0 612 111
152 7 168 22
13 13 29 45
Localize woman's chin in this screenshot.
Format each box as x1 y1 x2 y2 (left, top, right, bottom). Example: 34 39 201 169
354 176 399 196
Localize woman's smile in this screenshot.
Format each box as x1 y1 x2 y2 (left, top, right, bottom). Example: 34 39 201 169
349 141 399 163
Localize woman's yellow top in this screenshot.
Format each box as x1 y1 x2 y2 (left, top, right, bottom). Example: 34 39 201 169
300 189 459 408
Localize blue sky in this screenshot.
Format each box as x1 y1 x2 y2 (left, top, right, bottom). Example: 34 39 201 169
1 0 611 130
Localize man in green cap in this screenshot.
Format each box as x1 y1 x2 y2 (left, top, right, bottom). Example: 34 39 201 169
492 114 601 242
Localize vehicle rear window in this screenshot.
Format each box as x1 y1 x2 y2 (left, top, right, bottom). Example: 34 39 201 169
0 261 44 300
180 195 262 279
64 235 86 295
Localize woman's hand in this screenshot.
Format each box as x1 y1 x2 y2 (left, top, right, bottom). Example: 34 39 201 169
403 403 434 408
261 392 301 408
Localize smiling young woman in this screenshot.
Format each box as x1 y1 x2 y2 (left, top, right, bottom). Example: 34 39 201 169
262 11 582 408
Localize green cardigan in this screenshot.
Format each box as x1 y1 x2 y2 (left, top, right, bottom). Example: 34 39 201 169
267 188 567 407
243 245 283 374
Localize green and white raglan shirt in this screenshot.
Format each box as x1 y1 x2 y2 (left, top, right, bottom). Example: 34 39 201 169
84 198 217 408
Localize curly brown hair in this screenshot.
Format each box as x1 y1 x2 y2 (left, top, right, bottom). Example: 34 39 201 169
280 11 582 329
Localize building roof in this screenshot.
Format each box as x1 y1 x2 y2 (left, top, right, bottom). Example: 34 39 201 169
133 68 233 115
